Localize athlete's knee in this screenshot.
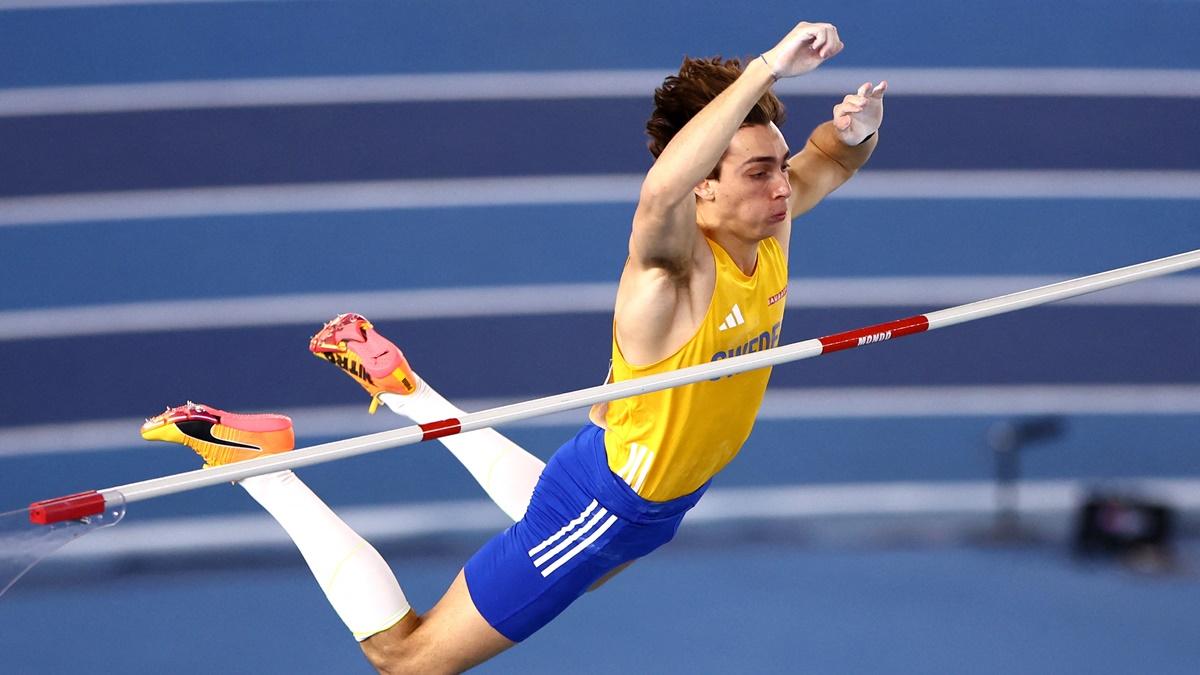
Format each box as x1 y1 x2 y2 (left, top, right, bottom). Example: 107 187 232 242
359 616 443 675
363 649 414 675
362 640 437 675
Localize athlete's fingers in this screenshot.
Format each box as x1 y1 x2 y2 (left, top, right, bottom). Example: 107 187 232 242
825 26 843 56
811 27 827 53
856 82 871 97
870 80 889 97
824 36 843 58
840 93 867 108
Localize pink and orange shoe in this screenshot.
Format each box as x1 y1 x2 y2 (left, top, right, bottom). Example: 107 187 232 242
309 313 418 413
140 402 294 467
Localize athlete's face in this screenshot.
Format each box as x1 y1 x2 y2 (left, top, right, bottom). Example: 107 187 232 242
698 123 792 242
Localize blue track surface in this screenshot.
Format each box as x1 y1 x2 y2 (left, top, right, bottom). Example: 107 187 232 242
5 543 1200 674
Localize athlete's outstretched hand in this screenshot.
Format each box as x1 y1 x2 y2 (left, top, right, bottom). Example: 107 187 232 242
760 22 843 79
833 81 887 146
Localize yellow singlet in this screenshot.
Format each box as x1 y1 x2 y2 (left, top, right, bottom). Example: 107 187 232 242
604 235 789 501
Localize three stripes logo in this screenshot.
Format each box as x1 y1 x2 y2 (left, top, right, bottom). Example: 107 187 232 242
616 443 656 493
527 500 619 578
717 304 746 331
524 442 657 578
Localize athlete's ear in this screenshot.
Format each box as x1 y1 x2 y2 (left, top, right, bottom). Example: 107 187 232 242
694 179 715 201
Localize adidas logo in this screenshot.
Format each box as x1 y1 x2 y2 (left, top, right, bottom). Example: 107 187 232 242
717 304 746 331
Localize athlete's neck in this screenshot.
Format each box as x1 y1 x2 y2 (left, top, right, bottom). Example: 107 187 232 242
705 231 759 276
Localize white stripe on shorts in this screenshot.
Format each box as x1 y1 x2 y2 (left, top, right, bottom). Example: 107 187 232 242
532 506 610 568
527 499 599 557
540 514 620 577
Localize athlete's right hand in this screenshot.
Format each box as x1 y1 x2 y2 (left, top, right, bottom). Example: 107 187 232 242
760 22 842 78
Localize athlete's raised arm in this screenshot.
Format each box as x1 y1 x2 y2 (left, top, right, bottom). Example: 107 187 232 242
618 22 843 363
779 81 886 251
630 22 842 275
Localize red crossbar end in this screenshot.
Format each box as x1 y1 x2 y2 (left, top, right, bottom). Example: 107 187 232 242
420 417 463 441
28 491 106 525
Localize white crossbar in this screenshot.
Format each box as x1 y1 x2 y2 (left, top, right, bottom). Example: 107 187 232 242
26 248 1200 523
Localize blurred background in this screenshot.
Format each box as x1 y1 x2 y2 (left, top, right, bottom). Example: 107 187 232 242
2 1 1199 672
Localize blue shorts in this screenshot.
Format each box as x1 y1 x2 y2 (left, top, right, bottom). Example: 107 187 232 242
463 423 708 642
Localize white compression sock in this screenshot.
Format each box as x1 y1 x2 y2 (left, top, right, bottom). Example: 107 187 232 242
239 470 410 641
379 381 545 522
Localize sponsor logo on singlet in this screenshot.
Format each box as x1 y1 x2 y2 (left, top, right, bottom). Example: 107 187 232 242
767 285 788 306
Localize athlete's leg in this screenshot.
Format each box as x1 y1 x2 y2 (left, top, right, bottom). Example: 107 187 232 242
359 570 514 674
245 472 515 673
379 384 544 522
142 405 411 638
232 420 630 673
240 470 413 640
142 403 512 673
310 313 546 521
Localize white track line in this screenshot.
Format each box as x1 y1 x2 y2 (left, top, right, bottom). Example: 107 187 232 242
2 69 1199 116
2 170 1199 228
0 175 641 227
2 275 1197 342
45 478 1200 560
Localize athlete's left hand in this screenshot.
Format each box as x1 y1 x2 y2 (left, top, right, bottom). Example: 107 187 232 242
833 81 887 145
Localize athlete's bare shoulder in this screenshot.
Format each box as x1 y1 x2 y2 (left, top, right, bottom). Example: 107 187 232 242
613 233 715 367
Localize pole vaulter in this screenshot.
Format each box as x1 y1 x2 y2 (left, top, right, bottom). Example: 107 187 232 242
25 247 1200 526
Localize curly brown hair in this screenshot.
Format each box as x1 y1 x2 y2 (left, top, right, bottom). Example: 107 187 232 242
645 56 787 177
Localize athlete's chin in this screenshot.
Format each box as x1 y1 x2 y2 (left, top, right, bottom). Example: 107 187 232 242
732 216 785 242
754 217 786 239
